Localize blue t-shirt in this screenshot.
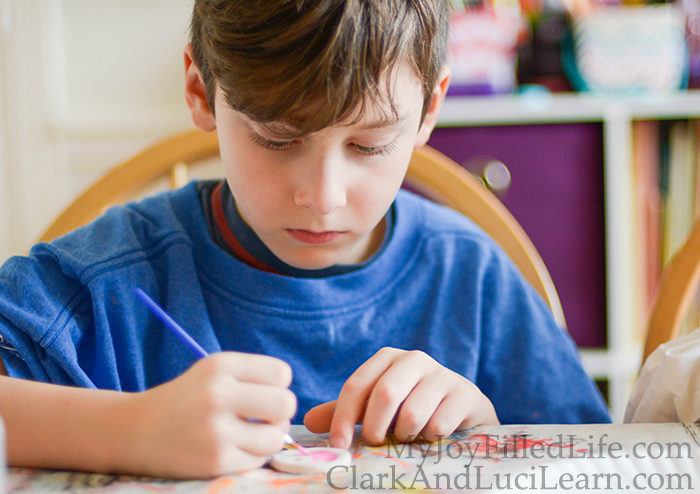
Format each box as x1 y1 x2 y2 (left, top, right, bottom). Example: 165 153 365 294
0 183 610 424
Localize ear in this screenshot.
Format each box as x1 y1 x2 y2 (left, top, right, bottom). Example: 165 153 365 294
415 66 451 148
184 43 217 132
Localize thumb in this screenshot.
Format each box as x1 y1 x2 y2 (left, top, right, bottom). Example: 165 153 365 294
303 400 337 433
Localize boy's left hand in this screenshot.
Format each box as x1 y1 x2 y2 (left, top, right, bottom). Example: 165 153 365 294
303 347 500 449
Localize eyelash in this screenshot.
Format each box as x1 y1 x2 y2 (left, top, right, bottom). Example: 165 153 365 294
248 132 296 151
352 142 397 157
249 131 397 157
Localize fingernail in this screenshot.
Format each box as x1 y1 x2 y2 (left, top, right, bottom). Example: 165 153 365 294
330 434 347 449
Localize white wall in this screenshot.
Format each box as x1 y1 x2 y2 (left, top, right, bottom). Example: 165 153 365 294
0 0 195 262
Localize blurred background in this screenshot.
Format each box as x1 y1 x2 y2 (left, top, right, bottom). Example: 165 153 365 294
1 0 700 421
0 0 194 261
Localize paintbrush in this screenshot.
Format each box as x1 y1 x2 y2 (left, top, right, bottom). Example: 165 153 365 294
134 286 310 455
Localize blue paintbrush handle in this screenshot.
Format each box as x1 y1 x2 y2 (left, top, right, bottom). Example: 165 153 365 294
134 287 209 359
134 286 308 454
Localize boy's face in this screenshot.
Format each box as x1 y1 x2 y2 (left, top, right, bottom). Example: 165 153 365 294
185 49 448 270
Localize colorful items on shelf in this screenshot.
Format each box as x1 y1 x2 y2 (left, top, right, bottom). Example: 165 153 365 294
571 5 688 92
447 1 526 95
448 1 691 95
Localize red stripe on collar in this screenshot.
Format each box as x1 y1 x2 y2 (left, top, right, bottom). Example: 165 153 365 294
211 182 283 275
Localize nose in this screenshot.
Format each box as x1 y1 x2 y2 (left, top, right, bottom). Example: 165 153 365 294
294 161 348 216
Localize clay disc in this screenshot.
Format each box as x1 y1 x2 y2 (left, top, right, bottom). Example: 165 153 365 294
270 447 352 474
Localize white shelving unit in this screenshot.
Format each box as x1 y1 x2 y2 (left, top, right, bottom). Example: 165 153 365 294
437 90 700 422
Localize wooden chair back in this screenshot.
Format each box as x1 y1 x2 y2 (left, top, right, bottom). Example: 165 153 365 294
39 129 566 329
643 219 700 363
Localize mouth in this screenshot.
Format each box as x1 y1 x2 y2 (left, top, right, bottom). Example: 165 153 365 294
287 229 343 244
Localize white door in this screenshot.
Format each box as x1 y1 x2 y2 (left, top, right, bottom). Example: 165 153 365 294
0 0 194 261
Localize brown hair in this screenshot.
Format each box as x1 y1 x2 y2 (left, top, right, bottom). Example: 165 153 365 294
190 0 451 137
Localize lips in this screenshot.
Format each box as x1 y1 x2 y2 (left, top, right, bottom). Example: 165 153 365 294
287 229 342 244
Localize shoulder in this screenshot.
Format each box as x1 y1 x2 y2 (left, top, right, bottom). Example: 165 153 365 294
0 183 208 383
395 188 483 233
394 189 497 246
393 189 509 271
393 191 562 347
25 182 204 280
392 189 548 325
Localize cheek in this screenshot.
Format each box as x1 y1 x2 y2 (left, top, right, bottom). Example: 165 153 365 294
351 159 409 219
379 152 413 196
220 156 290 230
217 116 281 194
221 143 289 200
231 169 286 217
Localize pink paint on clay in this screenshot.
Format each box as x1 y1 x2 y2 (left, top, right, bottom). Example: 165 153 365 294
292 450 338 462
271 446 351 474
310 450 338 462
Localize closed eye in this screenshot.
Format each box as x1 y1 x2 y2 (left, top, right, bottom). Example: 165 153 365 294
249 131 298 151
352 142 397 157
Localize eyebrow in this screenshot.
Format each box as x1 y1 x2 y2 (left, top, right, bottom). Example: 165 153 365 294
356 112 408 130
255 107 408 139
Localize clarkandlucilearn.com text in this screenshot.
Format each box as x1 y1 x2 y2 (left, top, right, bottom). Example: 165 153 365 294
325 433 695 491
326 464 694 491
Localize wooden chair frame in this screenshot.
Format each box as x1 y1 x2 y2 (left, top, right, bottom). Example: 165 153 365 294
643 219 700 363
39 129 565 329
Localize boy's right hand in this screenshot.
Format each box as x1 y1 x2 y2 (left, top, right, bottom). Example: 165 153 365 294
126 352 296 478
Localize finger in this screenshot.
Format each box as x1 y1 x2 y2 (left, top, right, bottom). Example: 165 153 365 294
232 419 287 457
361 352 433 444
174 447 269 480
222 451 269 475
329 348 402 448
233 381 297 423
169 418 282 478
303 400 336 433
419 390 474 442
392 375 447 443
202 352 292 387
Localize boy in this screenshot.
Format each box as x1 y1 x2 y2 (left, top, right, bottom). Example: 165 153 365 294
0 0 609 480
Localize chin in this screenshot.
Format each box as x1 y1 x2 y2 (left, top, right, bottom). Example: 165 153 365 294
285 257 341 271
281 248 350 271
